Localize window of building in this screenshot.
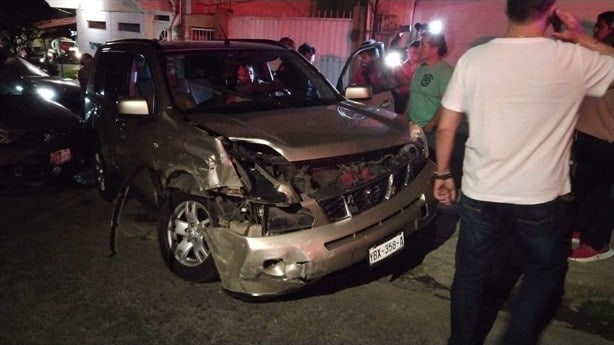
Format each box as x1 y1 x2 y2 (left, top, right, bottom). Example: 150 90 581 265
191 27 215 41
88 21 107 30
119 23 141 33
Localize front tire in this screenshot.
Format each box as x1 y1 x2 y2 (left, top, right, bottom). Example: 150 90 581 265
158 190 219 282
93 148 119 202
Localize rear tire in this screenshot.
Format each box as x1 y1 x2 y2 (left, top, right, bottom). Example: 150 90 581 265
158 190 219 282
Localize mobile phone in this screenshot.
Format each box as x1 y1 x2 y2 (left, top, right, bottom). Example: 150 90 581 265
551 12 563 32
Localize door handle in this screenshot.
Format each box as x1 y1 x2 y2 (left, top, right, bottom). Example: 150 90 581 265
115 119 127 130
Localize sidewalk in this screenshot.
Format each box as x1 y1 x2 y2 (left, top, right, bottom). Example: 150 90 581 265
415 225 614 343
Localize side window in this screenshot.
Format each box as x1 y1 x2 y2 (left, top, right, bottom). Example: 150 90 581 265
128 55 154 110
92 52 131 101
348 47 396 94
350 48 381 87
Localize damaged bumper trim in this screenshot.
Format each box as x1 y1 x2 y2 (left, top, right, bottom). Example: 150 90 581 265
207 161 437 297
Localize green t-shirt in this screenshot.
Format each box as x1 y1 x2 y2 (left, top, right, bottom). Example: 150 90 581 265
406 60 453 126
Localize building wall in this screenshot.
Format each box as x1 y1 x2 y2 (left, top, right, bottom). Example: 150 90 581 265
229 15 353 82
410 0 613 66
192 0 312 16
77 9 147 56
77 9 111 55
56 0 614 67
46 0 80 9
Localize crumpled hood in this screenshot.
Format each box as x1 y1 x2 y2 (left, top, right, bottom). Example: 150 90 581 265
187 101 410 161
0 94 82 129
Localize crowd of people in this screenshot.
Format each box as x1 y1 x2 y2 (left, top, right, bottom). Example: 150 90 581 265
335 2 613 345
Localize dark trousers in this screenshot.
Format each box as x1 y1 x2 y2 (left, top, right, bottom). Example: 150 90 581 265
448 193 569 345
572 131 614 248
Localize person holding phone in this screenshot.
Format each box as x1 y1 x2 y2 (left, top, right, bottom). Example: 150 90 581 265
569 10 614 263
433 1 614 344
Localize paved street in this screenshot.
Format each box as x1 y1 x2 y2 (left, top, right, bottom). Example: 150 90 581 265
0 182 612 345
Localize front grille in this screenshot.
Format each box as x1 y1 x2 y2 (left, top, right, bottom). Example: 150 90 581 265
314 158 424 222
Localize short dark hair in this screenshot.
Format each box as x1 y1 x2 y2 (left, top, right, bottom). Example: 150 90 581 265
597 11 614 25
80 53 93 65
422 32 448 56
279 37 296 49
298 43 315 56
506 0 555 22
408 40 421 49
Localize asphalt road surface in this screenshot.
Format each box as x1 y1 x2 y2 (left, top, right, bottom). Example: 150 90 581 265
1 182 612 345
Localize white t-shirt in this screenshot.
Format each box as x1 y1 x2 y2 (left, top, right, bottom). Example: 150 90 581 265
442 37 614 204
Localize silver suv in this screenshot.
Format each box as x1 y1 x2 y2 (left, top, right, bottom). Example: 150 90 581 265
85 39 437 297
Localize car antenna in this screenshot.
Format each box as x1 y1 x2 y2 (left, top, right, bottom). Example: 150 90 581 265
219 24 230 46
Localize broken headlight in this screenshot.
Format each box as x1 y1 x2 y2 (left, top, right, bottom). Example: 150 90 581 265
265 206 314 234
407 121 429 159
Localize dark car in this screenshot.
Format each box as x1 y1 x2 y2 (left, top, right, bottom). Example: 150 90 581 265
86 39 438 298
0 70 89 186
1 55 83 116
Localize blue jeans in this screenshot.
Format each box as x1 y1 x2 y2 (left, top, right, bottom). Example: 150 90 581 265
448 193 569 345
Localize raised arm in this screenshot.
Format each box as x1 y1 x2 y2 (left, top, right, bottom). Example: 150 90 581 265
552 9 614 56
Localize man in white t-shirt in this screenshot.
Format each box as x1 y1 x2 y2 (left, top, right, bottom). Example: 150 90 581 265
431 0 614 344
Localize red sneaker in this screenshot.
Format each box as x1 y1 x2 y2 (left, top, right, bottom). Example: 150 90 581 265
571 231 580 244
568 244 614 262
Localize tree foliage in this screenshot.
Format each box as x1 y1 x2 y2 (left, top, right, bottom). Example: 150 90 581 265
0 0 54 52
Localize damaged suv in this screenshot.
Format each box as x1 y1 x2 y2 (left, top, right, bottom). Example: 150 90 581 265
85 39 437 297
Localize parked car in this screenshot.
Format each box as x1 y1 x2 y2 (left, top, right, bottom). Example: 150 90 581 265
0 69 89 186
1 54 83 116
86 39 438 298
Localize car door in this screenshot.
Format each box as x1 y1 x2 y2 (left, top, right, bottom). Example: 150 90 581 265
87 51 133 172
336 41 397 112
89 50 158 172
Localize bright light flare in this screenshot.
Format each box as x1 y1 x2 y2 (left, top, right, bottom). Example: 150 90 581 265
428 20 444 35
36 87 56 100
384 50 403 68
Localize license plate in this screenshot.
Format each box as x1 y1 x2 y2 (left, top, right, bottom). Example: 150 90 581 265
369 232 404 265
50 148 71 165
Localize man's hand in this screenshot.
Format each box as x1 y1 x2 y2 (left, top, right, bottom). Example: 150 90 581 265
551 9 583 43
433 178 456 205
552 9 614 56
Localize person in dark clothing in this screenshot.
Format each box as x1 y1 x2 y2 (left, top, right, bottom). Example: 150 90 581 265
568 10 614 262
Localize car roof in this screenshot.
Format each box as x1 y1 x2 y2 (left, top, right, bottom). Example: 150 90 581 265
0 56 50 77
101 39 290 53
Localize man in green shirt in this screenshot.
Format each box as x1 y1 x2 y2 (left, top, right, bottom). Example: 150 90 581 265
406 31 453 135
406 31 466 186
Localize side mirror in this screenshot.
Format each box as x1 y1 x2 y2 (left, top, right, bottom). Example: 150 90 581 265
117 98 150 116
344 85 372 101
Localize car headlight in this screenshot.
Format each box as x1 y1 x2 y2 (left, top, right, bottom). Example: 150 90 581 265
36 87 56 101
266 206 314 234
408 121 429 159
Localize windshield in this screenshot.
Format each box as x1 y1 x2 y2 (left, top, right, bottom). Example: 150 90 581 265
163 48 341 112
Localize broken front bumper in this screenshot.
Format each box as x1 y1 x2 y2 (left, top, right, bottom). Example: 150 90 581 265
205 160 437 297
